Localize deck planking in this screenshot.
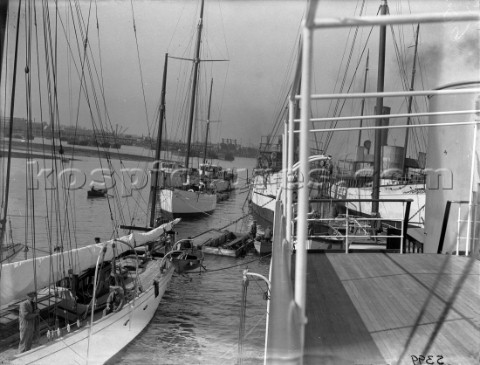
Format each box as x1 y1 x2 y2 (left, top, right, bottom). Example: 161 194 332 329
300 253 386 365
302 252 479 365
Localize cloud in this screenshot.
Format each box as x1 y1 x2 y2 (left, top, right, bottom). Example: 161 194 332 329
419 23 480 87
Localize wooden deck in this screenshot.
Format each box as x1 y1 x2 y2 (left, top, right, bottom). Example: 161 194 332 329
301 253 479 365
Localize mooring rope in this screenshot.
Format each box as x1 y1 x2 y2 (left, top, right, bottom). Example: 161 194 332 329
180 254 271 275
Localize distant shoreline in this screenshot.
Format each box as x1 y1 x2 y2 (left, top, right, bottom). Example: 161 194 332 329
2 140 154 162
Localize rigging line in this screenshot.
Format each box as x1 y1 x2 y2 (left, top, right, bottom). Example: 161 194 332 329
93 0 121 150
0 7 9 186
53 3 69 258
323 35 374 152
0 0 23 248
0 1 10 214
324 2 371 152
64 0 92 164
25 0 41 272
267 54 296 140
94 0 109 130
215 0 230 59
188 255 270 274
128 0 153 138
34 2 54 255
324 0 367 140
40 0 72 257
44 2 77 262
65 6 123 233
59 4 115 147
166 1 187 52
323 32 373 152
276 22 304 129
326 37 363 149
60 3 109 258
263 28 299 144
389 20 428 158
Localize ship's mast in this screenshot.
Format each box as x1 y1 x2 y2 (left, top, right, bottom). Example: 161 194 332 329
184 0 205 169
0 0 22 246
0 0 8 80
149 53 168 228
202 78 214 164
357 50 370 147
402 24 420 175
372 0 388 215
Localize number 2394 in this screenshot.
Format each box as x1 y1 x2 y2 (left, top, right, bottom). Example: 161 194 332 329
411 355 445 365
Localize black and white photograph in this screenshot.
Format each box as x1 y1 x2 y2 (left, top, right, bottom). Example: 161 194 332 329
0 1 478 364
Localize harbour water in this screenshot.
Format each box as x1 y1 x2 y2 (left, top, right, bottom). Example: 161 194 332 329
3 145 269 364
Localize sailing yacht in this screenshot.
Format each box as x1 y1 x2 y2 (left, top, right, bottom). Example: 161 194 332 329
198 79 237 195
156 0 220 218
238 2 480 364
0 2 182 363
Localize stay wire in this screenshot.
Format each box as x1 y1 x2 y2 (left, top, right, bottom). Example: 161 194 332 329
129 0 152 138
183 254 270 274
34 2 54 261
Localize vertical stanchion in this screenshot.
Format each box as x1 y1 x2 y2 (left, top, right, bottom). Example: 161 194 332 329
345 209 349 253
456 204 461 255
294 3 319 360
465 118 478 256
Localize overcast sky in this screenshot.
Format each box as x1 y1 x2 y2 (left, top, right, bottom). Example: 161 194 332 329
1 0 478 149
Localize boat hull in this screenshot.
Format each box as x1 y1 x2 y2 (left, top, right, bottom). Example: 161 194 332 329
330 182 426 226
192 229 251 257
202 246 242 257
159 188 216 216
253 239 272 255
250 173 280 223
13 261 174 365
209 179 232 193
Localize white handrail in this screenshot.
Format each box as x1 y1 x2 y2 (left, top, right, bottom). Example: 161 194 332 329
299 110 480 124
312 12 480 29
300 120 479 134
300 88 480 100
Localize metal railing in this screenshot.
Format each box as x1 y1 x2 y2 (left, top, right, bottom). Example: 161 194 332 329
292 198 412 253
278 2 480 363
437 200 479 255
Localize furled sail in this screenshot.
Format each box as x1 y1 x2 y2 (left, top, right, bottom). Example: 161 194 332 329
0 219 180 306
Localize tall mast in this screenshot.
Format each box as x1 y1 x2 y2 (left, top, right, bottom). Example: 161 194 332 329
1 0 22 246
184 0 205 169
0 0 8 84
372 0 388 216
149 53 168 228
0 0 8 250
357 50 370 147
402 24 420 175
203 78 213 164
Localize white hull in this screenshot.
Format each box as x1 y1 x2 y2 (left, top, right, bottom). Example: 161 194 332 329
251 172 426 227
209 178 232 193
0 219 180 306
159 188 216 216
13 261 174 365
250 173 281 223
330 183 426 226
